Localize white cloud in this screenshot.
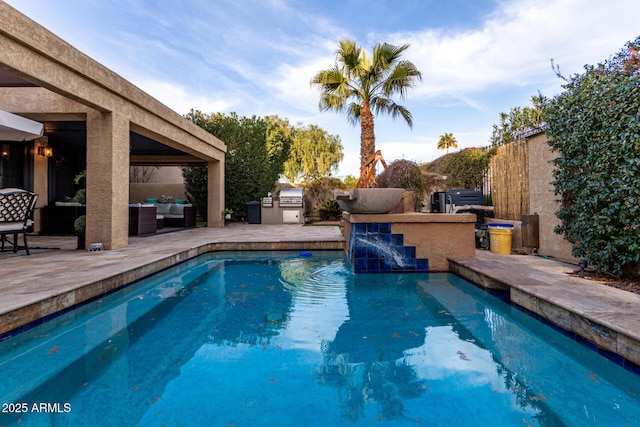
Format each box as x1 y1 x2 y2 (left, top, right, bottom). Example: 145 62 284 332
137 79 236 116
269 58 333 114
388 0 640 99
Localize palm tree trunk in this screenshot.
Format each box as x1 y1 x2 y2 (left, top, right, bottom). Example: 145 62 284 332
360 100 376 172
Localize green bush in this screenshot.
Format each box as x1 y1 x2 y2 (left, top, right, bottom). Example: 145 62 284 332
316 198 343 220
181 165 207 221
302 177 348 216
74 189 86 205
442 147 494 190
73 171 86 230
546 37 640 276
183 111 291 221
73 215 86 232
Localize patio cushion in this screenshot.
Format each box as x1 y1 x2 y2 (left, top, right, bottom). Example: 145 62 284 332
170 204 187 215
157 203 172 215
0 221 26 232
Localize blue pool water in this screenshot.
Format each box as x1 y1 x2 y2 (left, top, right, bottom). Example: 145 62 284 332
1 251 639 426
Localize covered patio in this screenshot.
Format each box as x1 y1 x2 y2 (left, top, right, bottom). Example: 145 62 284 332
0 3 226 250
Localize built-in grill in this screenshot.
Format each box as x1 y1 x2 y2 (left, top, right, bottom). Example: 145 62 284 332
431 189 494 249
261 187 305 224
278 188 303 207
431 189 484 213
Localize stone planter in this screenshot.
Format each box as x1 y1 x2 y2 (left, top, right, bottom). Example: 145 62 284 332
334 188 405 214
77 231 85 250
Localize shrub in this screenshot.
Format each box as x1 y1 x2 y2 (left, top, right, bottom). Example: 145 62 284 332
546 37 640 276
181 165 207 221
316 198 343 220
183 111 291 221
442 147 494 190
376 159 424 210
74 189 86 205
73 215 86 232
302 177 348 216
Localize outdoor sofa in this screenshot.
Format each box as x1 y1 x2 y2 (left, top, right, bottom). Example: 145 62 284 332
155 202 196 228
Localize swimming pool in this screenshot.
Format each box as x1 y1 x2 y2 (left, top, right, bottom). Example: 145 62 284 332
1 251 639 426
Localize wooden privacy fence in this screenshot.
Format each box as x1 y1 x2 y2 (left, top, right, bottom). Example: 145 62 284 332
490 140 529 220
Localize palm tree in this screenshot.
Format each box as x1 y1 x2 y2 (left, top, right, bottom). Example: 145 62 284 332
437 132 458 154
311 38 422 172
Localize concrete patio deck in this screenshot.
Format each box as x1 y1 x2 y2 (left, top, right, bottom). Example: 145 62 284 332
0 224 344 336
1 223 639 370
450 251 640 369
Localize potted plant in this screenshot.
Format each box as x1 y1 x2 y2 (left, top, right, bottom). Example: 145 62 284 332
224 208 234 220
73 171 87 249
74 215 86 249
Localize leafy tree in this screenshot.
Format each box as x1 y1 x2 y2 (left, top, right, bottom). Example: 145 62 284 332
265 115 294 174
311 38 422 172
343 175 358 188
437 132 458 154
183 110 291 220
181 165 208 220
546 36 640 276
490 95 546 146
442 147 494 190
283 124 344 182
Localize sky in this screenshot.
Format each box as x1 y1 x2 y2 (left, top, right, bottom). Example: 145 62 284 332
5 0 640 178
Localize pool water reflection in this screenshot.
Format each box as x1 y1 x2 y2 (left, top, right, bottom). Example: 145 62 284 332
0 251 639 426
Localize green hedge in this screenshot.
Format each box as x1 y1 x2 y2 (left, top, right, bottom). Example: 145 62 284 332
546 37 640 276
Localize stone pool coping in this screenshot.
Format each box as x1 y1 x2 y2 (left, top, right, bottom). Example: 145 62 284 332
450 251 640 368
0 224 345 337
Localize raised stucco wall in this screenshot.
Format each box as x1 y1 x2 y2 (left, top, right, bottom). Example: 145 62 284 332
528 133 576 262
343 212 477 271
129 184 187 203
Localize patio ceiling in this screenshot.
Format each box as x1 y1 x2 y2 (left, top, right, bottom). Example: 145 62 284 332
0 69 205 165
129 132 206 166
0 68 37 87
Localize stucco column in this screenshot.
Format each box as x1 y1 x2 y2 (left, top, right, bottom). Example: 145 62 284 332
86 110 130 249
207 159 224 227
33 136 48 233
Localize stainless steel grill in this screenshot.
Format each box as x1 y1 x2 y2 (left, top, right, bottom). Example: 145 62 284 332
260 187 305 224
278 188 303 207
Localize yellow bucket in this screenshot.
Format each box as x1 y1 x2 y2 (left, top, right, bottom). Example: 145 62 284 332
488 224 513 255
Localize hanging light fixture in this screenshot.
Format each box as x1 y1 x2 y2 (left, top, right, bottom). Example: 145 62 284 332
1 144 9 158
